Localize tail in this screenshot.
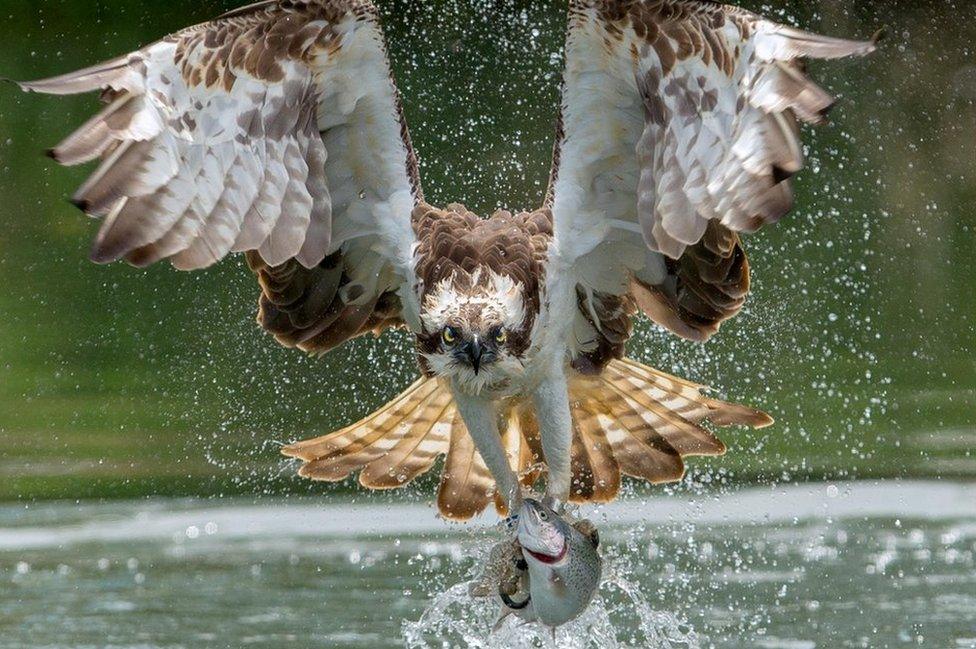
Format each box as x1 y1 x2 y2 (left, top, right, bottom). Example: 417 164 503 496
281 377 454 488
562 358 772 504
281 377 501 521
283 359 772 520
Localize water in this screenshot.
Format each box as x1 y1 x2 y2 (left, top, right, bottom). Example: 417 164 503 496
2 481 975 648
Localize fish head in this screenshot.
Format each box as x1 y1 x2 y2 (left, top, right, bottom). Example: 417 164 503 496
517 498 570 565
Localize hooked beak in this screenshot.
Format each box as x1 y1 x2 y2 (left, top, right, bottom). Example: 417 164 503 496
467 336 484 375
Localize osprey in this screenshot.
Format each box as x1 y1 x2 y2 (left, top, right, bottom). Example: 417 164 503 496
14 0 876 519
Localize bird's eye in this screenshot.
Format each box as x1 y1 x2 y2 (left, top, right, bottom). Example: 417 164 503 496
442 327 458 345
494 328 507 345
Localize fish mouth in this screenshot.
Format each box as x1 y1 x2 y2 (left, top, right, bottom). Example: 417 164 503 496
523 539 568 565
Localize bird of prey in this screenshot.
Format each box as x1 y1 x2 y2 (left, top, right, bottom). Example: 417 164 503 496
14 0 876 520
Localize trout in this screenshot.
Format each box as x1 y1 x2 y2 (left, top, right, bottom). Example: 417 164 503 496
495 498 603 628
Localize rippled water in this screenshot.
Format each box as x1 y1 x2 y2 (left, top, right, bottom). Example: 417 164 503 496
1 482 974 648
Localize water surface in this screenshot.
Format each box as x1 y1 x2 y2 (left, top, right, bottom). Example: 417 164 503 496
2 481 974 648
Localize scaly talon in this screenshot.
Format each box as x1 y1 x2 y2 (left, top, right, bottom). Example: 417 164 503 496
502 513 520 535
542 494 565 514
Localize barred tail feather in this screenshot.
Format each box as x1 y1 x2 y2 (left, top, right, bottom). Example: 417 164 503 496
568 398 621 503
566 358 772 489
512 405 546 490
281 377 448 483
358 387 454 489
283 359 772 518
574 391 685 486
614 358 774 430
282 376 500 521
492 405 547 516
437 414 495 521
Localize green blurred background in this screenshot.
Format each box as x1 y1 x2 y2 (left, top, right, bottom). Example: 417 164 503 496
0 0 972 502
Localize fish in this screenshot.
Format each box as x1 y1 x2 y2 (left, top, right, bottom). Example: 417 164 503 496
496 498 603 629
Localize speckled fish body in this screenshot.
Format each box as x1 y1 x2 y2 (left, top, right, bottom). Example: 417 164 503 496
512 498 602 628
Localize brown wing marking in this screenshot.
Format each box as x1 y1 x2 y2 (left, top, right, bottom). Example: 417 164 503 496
549 1 877 343
19 0 422 359
248 251 404 356
632 221 751 342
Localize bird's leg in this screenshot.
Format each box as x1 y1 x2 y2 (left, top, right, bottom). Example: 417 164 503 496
532 369 573 509
453 391 523 517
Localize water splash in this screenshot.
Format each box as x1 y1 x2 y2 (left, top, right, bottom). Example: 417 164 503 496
402 555 699 649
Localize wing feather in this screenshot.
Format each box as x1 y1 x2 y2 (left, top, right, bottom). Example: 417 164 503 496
548 0 877 343
258 139 314 266
17 0 425 354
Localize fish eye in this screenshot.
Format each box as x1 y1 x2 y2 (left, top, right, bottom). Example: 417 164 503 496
494 328 507 345
539 510 548 521
442 326 458 346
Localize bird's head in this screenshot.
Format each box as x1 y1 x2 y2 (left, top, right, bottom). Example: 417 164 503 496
419 269 529 394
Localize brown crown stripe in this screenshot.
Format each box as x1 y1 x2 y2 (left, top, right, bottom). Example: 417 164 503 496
411 202 553 359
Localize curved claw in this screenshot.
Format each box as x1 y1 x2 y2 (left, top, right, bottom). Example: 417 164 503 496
502 513 520 535
500 591 531 611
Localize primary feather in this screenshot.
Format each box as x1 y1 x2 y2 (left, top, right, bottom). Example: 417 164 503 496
18 0 424 354
549 0 879 343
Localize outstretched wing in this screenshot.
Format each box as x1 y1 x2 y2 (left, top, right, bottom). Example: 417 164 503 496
17 0 424 353
546 0 877 352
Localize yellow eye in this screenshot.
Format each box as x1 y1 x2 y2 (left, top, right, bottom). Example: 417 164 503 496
442 327 458 345
494 329 507 345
